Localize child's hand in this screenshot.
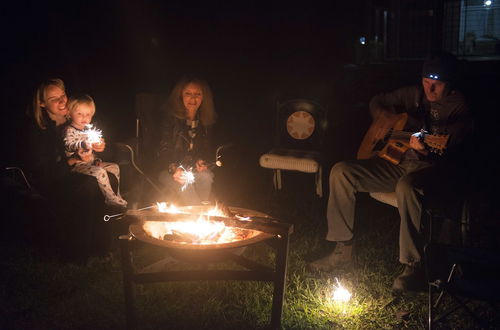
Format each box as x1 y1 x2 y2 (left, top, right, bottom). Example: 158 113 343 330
67 158 79 166
92 138 106 153
78 149 93 163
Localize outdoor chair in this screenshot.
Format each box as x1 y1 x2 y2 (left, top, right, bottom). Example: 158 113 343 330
113 92 166 204
369 191 500 328
426 217 500 329
259 99 328 197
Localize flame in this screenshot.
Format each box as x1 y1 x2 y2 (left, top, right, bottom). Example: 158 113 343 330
156 202 183 214
143 215 233 244
146 203 257 244
332 278 351 302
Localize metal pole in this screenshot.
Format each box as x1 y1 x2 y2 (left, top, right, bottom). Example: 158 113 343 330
271 233 290 329
120 235 137 330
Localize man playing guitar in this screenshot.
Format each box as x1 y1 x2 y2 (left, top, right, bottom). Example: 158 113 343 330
309 51 474 293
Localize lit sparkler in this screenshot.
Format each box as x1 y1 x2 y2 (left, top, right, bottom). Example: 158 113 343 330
332 278 351 302
84 124 103 145
178 166 195 191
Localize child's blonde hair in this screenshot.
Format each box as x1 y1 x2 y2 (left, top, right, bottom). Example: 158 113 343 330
68 94 96 116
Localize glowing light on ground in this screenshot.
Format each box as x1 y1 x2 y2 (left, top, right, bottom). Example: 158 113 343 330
332 278 352 302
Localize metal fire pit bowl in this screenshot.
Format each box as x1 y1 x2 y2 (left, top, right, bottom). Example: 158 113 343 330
119 205 293 330
128 205 275 252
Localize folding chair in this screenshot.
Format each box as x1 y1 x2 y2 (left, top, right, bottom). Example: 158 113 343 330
426 204 500 329
113 93 166 204
259 99 328 197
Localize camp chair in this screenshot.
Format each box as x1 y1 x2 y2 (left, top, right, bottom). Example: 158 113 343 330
113 93 166 204
426 206 500 329
259 99 328 197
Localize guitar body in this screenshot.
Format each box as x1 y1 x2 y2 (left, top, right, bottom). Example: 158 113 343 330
357 112 449 165
357 113 409 165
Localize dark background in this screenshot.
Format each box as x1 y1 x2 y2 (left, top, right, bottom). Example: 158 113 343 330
2 0 499 203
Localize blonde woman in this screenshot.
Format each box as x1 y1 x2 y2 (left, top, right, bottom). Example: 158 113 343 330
27 78 69 191
26 78 114 263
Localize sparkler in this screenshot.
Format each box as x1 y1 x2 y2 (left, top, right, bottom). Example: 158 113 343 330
84 124 103 145
332 277 351 302
178 165 195 191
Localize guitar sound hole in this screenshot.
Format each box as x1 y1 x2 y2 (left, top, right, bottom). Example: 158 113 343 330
373 140 385 151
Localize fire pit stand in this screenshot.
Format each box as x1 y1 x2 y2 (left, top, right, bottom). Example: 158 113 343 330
119 207 293 330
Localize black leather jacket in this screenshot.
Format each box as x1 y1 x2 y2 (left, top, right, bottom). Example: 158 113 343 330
158 112 214 169
25 112 70 192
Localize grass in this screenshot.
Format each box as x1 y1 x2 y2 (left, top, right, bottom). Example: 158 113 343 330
1 176 498 329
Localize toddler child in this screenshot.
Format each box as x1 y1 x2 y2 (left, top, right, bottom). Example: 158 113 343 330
63 94 127 207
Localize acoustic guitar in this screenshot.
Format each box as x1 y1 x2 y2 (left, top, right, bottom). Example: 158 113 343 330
357 112 449 165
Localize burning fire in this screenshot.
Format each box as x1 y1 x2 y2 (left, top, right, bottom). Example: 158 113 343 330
143 216 235 244
156 202 182 214
146 203 256 245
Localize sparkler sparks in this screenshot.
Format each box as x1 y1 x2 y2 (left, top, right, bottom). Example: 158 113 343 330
179 166 195 191
84 124 102 145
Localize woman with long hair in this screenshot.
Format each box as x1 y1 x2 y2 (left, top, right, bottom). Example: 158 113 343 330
157 76 217 205
25 78 114 263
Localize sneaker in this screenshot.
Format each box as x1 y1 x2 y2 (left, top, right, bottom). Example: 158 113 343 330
392 265 428 293
308 242 354 273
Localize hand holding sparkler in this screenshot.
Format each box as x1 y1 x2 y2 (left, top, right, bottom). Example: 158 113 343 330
171 165 195 191
83 124 105 152
91 138 106 153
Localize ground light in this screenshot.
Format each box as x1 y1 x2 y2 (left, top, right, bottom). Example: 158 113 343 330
332 277 352 302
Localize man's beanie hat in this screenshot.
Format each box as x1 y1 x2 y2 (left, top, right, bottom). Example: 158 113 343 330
422 51 458 82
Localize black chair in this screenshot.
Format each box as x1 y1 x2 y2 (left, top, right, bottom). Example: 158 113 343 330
259 99 328 197
113 92 166 203
426 204 500 329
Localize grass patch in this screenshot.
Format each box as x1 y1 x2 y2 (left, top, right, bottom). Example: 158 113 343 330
1 187 497 329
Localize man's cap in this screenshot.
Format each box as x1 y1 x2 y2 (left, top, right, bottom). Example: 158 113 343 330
422 51 458 82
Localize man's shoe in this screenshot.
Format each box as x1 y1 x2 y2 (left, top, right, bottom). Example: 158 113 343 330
308 242 354 273
392 265 428 293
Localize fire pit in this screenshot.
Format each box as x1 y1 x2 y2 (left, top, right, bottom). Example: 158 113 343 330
119 204 293 329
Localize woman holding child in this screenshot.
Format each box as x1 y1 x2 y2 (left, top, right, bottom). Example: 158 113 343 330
157 77 217 205
25 78 120 263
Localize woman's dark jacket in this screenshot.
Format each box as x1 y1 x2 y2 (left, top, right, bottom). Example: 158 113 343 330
158 111 214 168
24 112 70 193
